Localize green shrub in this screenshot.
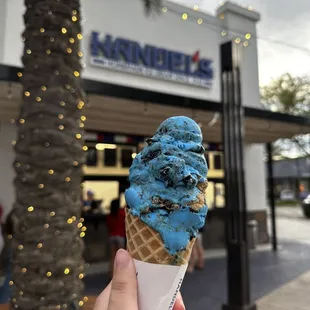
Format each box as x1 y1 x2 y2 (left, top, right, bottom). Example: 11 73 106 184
276 200 300 207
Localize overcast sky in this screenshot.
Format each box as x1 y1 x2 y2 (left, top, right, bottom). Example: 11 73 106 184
170 0 310 86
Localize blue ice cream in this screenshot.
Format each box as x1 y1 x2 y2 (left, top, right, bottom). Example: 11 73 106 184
125 116 208 255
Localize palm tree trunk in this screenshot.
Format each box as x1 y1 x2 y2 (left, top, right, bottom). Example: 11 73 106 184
11 1 86 309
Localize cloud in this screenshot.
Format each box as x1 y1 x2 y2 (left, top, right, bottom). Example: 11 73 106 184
171 0 310 84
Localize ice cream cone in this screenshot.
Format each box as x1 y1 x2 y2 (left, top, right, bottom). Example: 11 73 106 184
124 117 209 310
125 208 195 310
125 208 195 266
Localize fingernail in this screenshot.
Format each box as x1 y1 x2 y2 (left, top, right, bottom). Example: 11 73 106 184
115 249 130 269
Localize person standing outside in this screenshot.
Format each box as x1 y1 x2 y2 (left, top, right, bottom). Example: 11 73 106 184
83 190 96 213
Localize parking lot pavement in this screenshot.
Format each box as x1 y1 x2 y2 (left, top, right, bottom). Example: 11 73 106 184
268 206 310 244
84 240 310 310
84 208 310 310
257 269 310 310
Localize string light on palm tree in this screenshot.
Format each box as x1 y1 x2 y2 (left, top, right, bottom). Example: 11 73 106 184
11 3 87 310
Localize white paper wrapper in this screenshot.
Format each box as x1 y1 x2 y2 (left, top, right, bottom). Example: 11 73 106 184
134 259 187 310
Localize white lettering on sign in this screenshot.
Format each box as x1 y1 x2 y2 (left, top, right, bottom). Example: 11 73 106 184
90 58 212 88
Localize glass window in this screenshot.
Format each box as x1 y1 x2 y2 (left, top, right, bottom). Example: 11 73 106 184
205 181 214 210
121 149 134 168
86 147 97 166
83 181 119 214
214 154 222 170
104 149 117 167
215 183 225 208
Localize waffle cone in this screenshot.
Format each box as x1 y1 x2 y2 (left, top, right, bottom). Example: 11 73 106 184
125 208 195 266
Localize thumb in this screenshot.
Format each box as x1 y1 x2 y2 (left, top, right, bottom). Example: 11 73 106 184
108 249 138 310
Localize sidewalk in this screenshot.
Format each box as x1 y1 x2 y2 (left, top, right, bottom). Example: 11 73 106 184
84 240 310 310
1 241 309 310
257 269 310 310
86 243 272 276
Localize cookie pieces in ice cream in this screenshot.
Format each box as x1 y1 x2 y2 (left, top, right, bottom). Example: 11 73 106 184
125 116 208 255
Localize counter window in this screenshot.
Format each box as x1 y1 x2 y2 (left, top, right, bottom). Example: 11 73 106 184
214 154 223 170
86 147 97 166
104 148 117 167
84 142 138 170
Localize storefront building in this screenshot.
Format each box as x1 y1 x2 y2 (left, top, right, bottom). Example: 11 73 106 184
0 0 309 261
271 157 310 200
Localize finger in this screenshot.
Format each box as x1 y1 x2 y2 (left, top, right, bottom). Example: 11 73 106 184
108 249 138 310
173 292 185 310
93 281 112 310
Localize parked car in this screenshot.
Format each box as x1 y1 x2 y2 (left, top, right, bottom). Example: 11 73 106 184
302 194 310 218
280 189 295 201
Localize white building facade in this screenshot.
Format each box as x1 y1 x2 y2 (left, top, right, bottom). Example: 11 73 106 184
2 0 306 253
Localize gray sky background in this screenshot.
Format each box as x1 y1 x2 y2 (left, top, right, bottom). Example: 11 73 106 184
170 0 310 86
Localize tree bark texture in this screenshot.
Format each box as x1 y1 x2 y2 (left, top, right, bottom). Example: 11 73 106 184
11 1 86 309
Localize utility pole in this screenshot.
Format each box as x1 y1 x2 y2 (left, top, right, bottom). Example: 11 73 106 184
266 143 277 251
221 41 256 310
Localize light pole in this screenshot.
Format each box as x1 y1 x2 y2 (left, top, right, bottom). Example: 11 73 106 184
266 143 277 251
221 41 256 310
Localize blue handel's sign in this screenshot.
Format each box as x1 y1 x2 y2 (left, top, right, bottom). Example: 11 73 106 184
90 32 213 88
